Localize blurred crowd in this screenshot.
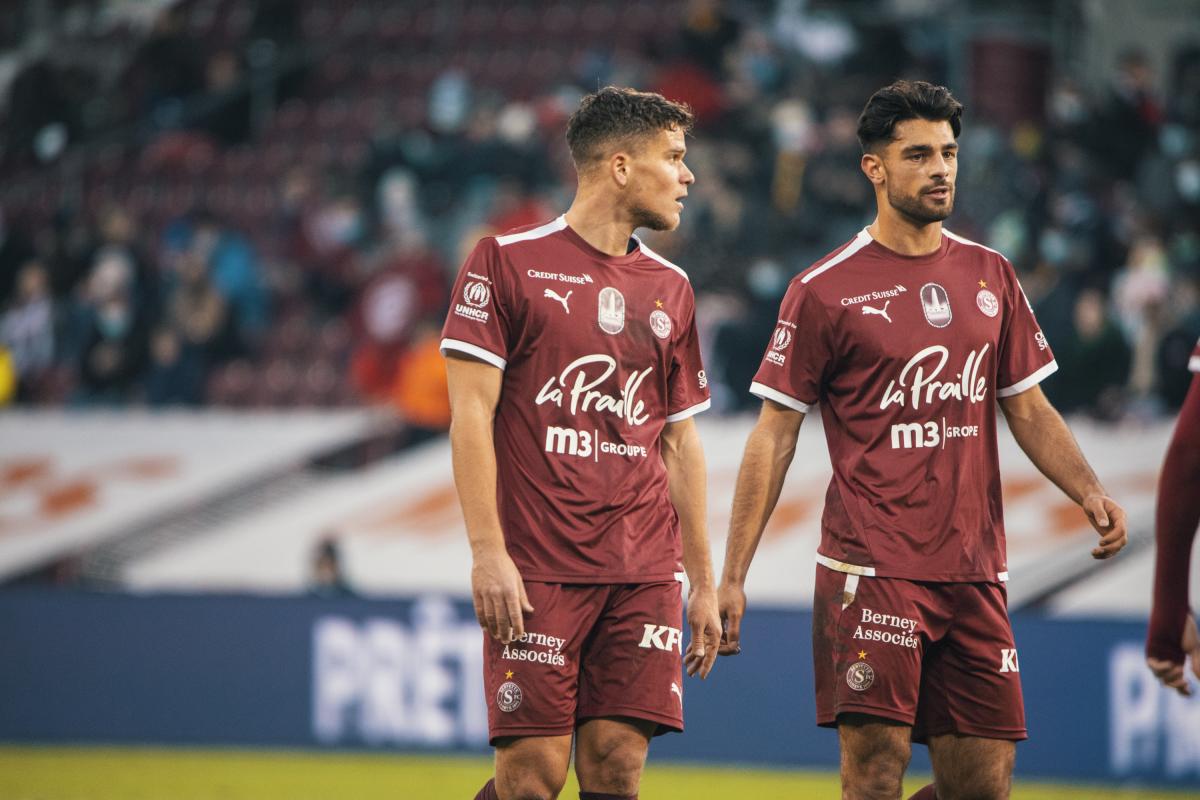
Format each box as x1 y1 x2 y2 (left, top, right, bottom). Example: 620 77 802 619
0 0 1197 427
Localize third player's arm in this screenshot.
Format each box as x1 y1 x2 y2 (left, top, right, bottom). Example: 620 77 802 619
661 417 719 678
998 384 1128 559
718 400 806 654
446 353 532 644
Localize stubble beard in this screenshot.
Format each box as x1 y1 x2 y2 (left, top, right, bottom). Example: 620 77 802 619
628 203 677 232
887 185 953 226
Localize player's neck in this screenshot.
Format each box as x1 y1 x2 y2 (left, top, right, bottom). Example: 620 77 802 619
868 211 943 256
564 196 637 257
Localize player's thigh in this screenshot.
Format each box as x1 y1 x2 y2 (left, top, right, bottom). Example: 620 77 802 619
577 581 684 732
927 734 1014 800
838 713 913 799
914 583 1026 744
574 715 657 794
484 582 603 742
494 733 573 799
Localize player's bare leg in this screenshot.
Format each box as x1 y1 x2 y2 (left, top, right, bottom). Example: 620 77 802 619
491 734 572 800
574 716 656 797
838 714 912 799
926 734 1014 800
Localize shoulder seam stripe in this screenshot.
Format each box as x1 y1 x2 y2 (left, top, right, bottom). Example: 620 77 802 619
942 229 1003 256
495 216 568 247
800 229 873 284
636 237 690 281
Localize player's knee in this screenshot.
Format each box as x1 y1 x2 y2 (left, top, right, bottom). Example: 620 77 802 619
842 737 910 798
576 736 647 794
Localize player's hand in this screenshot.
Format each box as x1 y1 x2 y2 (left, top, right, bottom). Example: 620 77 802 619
684 584 721 679
717 581 746 656
1147 614 1200 696
470 545 533 644
1082 494 1127 560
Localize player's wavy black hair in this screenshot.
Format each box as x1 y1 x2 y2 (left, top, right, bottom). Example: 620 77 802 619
857 80 963 153
566 86 694 170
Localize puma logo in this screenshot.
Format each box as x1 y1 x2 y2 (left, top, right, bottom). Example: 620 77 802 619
862 300 891 323
670 681 682 705
544 288 572 314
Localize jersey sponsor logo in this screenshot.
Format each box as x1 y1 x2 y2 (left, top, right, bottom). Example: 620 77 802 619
543 288 572 314
862 300 892 323
496 681 523 712
502 630 567 667
1000 648 1020 673
544 425 648 459
527 268 593 285
598 287 625 334
467 272 491 283
1035 331 1048 351
638 624 683 653
697 370 707 390
880 344 989 412
976 288 999 317
841 284 907 306
889 419 980 449
920 282 952 328
846 661 875 691
535 354 653 426
853 608 919 648
463 281 491 308
650 309 672 339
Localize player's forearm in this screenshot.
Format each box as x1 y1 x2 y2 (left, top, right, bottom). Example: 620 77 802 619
448 414 506 555
1148 377 1200 659
721 421 798 586
663 424 715 589
1002 396 1105 505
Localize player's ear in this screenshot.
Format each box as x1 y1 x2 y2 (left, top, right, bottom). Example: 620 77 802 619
861 151 885 186
611 152 630 188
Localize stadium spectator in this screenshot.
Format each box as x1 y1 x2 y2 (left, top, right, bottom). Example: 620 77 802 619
75 247 151 404
0 260 55 401
309 536 355 598
1044 287 1132 419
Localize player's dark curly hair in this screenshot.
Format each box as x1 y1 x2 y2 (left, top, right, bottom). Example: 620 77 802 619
857 80 963 153
566 86 694 170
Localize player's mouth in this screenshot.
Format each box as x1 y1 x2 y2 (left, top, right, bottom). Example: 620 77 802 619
924 185 951 200
675 194 687 210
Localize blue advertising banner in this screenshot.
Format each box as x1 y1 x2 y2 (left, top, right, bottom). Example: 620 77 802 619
1 589 1197 787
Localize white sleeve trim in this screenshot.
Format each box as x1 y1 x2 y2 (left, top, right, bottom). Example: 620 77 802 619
749 381 813 413
665 398 711 423
996 359 1058 398
1189 355 1200 373
439 338 507 370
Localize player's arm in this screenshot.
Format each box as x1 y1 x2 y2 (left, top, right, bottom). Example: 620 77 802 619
661 417 720 679
717 399 806 655
998 384 1127 559
1146 374 1200 694
445 353 532 645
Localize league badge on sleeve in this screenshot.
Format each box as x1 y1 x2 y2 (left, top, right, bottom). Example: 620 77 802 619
598 287 625 334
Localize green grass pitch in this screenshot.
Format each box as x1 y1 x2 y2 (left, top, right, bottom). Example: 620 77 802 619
0 748 1191 799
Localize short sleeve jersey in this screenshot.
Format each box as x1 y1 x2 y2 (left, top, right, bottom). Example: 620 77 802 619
441 216 710 583
751 228 1056 583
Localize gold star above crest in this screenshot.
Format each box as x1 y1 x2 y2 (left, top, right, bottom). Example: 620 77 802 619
655 299 664 308
505 670 514 679
858 650 868 660
978 280 987 288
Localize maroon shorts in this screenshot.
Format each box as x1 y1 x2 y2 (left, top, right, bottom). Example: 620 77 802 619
813 564 1027 742
483 580 684 744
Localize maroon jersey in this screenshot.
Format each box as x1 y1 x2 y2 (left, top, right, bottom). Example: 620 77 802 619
441 216 710 583
751 229 1056 583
